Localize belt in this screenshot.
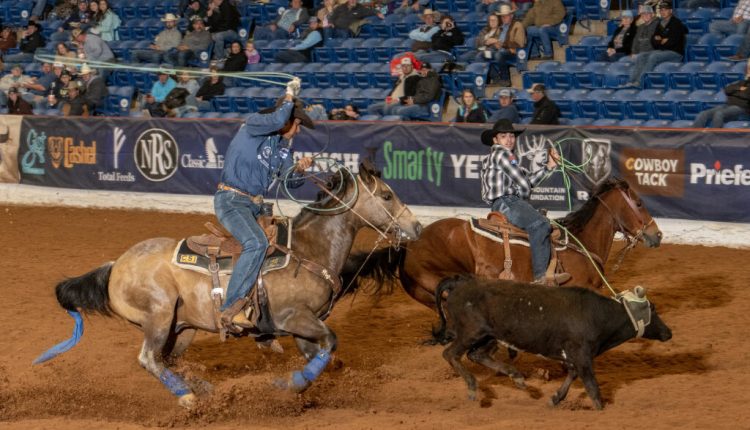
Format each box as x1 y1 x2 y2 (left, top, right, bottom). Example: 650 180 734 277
217 183 264 204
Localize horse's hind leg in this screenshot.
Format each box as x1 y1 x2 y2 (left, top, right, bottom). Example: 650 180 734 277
467 339 526 389
138 315 195 407
163 328 197 360
273 310 338 393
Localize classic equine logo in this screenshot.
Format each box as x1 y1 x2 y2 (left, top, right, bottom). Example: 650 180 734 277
621 148 684 197
134 128 178 181
181 137 224 169
581 138 612 186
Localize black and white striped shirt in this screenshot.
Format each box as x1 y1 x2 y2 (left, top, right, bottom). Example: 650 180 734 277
480 145 550 204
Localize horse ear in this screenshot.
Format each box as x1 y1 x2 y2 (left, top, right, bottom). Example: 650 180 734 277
634 285 646 298
359 159 378 185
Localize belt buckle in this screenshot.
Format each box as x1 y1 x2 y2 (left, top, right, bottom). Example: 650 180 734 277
251 195 263 204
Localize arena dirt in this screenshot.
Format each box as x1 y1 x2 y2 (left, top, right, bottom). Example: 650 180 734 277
1 205 748 429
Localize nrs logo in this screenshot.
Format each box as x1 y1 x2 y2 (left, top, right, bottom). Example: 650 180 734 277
134 129 178 181
690 161 750 185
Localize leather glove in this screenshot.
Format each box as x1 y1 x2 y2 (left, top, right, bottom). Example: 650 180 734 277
285 78 301 97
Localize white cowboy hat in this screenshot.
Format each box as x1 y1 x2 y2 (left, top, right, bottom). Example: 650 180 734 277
497 4 513 15
161 13 178 22
80 64 92 74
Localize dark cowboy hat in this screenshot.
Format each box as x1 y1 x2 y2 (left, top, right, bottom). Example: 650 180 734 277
480 118 524 146
259 96 315 129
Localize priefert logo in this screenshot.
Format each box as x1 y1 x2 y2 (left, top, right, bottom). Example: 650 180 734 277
690 161 750 185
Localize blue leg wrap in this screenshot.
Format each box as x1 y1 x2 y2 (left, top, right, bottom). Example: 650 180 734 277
290 371 309 390
301 350 331 383
33 310 84 365
159 369 191 397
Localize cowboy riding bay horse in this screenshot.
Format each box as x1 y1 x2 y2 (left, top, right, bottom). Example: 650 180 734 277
34 162 422 407
348 178 662 310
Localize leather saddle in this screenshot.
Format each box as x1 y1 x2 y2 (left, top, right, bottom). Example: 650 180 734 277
186 216 279 264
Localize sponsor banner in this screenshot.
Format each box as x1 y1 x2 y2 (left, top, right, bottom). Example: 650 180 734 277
19 117 241 194
0 115 23 183
14 117 750 222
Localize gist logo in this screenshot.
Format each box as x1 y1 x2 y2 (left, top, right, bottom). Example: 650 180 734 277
690 161 750 186
620 148 684 196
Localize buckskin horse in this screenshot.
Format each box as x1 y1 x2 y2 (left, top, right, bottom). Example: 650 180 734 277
34 162 422 407
347 178 662 310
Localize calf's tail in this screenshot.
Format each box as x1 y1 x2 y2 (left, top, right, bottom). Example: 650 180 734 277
432 274 469 345
34 262 114 364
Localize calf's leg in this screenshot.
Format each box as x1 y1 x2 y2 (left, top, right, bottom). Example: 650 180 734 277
467 339 525 388
443 338 480 401
549 362 577 407
576 358 603 410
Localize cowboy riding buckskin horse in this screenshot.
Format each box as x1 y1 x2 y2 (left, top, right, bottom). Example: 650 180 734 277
34 161 421 406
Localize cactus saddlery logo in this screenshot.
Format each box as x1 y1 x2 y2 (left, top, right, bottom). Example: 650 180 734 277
134 128 178 182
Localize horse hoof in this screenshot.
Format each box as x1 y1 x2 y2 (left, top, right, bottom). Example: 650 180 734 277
178 393 197 408
512 376 527 389
468 390 477 401
273 372 310 393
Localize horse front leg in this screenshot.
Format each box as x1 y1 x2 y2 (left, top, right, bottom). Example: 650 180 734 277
273 309 338 393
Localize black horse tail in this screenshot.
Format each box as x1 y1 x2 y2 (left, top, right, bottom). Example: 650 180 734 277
341 246 406 298
432 274 470 345
56 262 114 316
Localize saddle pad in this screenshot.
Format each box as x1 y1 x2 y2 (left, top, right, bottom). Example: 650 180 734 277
172 217 293 275
469 218 568 251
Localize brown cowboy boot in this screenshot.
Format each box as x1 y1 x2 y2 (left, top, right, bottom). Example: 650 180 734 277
219 298 253 332
531 273 571 287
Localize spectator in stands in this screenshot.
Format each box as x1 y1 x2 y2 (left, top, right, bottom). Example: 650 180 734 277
50 69 73 101
454 89 488 123
415 14 465 63
88 0 99 19
0 65 34 107
245 40 260 64
528 83 559 124
151 68 177 104
31 0 50 22
72 28 115 63
206 0 241 60
53 0 93 42
4 22 45 64
93 0 122 42
52 0 78 22
223 41 248 72
80 64 108 113
392 62 441 120
163 87 196 117
43 94 60 110
329 0 384 38
184 0 207 22
367 56 419 116
54 42 76 64
0 27 17 54
329 104 360 120
599 10 635 62
729 33 750 62
62 81 88 116
175 71 200 106
395 0 430 15
25 62 57 108
195 67 226 108
132 13 183 64
274 17 324 63
488 88 520 123
513 0 534 19
165 16 213 67
460 12 502 62
408 8 440 52
708 0 750 38
465 6 525 87
626 1 687 88
522 0 565 60
316 0 337 39
7 87 33 115
254 0 309 41
476 0 503 15
630 5 657 58
692 60 750 128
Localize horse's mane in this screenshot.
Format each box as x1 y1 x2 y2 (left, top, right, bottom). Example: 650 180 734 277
555 178 629 234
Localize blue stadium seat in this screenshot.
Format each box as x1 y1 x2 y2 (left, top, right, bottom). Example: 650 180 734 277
626 89 664 120
618 119 644 126
603 59 634 88
212 87 244 113
393 14 421 37
696 61 732 90
713 34 744 60
591 118 619 126
565 36 606 62
457 62 490 94
569 117 594 126
522 60 560 89
642 62 682 90
333 62 362 87
579 88 615 118
652 89 690 120
670 61 706 90
643 119 672 127
297 62 325 87
220 112 242 119
381 115 402 121
680 89 717 120
410 90 447 122
688 33 723 62
572 61 607 88
550 8 575 46
332 38 361 62
685 8 717 33
723 121 750 128
359 114 382 121
669 120 695 128
353 38 385 63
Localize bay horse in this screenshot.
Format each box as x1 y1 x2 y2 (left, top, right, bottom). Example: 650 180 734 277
347 178 662 310
34 162 421 407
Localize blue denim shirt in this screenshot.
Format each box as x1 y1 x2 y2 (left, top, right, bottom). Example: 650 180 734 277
220 100 305 195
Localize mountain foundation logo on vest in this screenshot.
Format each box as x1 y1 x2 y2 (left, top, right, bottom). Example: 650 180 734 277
134 128 179 181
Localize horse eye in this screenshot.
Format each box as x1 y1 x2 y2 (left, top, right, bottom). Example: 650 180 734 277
636 199 643 207
383 192 392 201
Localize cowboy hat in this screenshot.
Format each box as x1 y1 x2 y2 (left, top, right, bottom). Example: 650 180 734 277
160 13 178 22
497 4 513 16
80 64 92 74
481 119 524 146
259 97 315 129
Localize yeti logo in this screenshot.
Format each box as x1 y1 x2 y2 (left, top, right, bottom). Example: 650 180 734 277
134 128 178 181
582 138 612 186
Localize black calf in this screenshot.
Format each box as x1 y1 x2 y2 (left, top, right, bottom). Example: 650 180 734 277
435 274 672 409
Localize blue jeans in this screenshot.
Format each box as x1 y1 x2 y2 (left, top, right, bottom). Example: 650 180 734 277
692 104 747 128
492 195 551 280
132 50 164 64
392 103 429 120
212 30 240 59
709 19 750 37
415 50 453 64
367 101 401 116
629 50 682 85
526 25 556 57
214 190 269 310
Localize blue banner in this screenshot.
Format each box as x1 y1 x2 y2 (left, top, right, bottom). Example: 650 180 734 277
14 116 750 222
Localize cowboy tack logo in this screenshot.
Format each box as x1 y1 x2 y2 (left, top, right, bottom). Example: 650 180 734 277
581 138 612 186
134 128 178 181
181 138 223 169
621 148 684 196
98 127 135 182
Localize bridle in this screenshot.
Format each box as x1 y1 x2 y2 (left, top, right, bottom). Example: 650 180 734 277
595 186 656 271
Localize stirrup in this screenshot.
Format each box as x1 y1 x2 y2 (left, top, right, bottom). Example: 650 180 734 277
218 298 250 341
